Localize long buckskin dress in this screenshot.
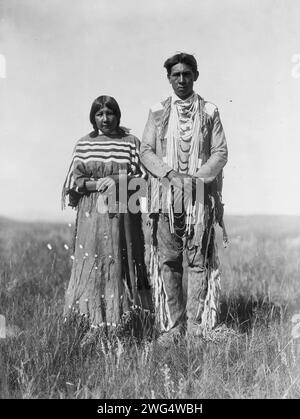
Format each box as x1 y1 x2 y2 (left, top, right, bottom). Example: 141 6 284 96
62 131 152 332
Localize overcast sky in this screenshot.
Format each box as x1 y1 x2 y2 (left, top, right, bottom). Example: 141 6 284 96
0 0 300 222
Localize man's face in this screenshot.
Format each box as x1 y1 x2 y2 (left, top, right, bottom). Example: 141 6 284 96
168 62 198 100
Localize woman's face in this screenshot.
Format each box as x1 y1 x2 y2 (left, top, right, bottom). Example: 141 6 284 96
95 106 119 135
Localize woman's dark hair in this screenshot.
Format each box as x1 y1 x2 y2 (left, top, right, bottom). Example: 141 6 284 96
89 95 122 132
164 53 198 77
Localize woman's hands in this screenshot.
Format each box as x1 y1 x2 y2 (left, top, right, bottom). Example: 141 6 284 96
85 176 119 193
96 177 116 193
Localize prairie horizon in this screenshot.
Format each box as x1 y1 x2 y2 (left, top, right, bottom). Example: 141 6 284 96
1 213 300 233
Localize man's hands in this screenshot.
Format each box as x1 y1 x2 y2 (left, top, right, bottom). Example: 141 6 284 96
166 170 196 211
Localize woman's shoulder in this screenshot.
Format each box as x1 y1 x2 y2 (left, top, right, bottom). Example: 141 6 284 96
74 131 141 149
76 131 98 144
72 132 98 151
122 133 141 147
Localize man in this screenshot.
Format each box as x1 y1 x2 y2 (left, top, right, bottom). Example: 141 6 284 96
140 53 228 341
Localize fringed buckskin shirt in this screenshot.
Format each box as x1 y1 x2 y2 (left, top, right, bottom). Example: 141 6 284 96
140 94 228 183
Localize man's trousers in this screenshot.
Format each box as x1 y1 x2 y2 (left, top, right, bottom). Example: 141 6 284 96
156 212 214 332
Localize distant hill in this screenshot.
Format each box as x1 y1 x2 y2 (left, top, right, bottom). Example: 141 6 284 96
0 216 72 244
223 214 300 237
0 216 68 230
1 214 300 238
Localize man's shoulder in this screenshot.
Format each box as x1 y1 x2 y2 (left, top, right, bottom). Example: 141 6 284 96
148 97 171 127
202 100 218 118
150 102 164 113
150 97 170 114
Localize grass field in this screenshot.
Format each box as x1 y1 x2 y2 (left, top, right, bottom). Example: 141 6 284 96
0 214 300 399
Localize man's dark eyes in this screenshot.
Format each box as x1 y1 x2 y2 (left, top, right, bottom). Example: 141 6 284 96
171 72 191 77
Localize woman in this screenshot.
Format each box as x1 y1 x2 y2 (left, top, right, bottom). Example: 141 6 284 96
62 95 152 339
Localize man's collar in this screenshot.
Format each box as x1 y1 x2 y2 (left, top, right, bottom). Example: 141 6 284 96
171 91 196 105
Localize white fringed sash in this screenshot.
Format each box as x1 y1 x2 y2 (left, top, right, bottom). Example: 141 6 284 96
165 92 204 234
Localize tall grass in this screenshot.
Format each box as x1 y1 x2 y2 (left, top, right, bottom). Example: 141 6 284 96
0 215 300 399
